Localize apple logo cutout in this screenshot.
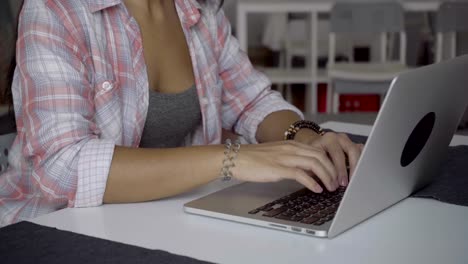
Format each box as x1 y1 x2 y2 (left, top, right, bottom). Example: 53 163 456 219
400 112 436 167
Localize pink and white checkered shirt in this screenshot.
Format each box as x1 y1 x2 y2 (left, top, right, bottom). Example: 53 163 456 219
0 0 302 226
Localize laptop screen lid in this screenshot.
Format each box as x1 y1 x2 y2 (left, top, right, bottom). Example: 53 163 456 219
328 55 468 237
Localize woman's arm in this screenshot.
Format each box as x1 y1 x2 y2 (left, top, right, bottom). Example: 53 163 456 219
256 109 363 187
104 145 224 203
256 110 320 143
15 1 119 208
105 108 363 203
104 139 341 203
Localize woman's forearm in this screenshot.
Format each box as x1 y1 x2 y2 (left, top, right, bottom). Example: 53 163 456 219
103 111 317 204
256 110 321 144
103 145 225 203
256 110 308 142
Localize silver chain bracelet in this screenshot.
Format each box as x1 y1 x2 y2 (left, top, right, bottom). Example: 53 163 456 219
220 138 241 181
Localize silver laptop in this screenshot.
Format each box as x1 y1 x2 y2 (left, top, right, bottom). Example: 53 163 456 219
184 55 468 238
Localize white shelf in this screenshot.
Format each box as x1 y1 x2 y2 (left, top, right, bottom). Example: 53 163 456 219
238 0 442 115
238 0 440 13
256 67 314 84
317 68 328 83
256 67 329 84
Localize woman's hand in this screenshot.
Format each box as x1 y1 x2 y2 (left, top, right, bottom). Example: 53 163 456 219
231 141 341 193
294 129 364 187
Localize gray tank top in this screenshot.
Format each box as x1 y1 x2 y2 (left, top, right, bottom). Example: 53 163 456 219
139 85 201 148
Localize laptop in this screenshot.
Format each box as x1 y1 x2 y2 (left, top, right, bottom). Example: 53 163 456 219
184 55 468 238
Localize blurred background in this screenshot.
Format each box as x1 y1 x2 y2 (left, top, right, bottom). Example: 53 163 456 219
227 0 468 128
1 0 468 129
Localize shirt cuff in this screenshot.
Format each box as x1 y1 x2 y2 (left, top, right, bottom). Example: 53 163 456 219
235 91 304 144
74 139 115 208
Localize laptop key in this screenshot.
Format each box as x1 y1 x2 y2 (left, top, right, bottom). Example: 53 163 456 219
258 203 276 210
249 187 347 218
317 211 328 218
263 207 287 217
331 197 342 203
317 204 327 210
248 209 260 214
275 214 294 221
278 211 295 218
314 221 325 226
293 206 304 211
291 215 306 221
300 216 320 225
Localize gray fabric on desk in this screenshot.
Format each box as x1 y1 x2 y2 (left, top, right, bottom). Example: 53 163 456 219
347 134 468 207
0 222 212 264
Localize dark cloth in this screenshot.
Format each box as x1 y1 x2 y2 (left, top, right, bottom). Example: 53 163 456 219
139 85 201 148
347 134 468 206
0 112 16 135
412 145 468 205
0 221 212 264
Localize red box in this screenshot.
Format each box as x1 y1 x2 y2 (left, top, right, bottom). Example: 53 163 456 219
317 83 380 112
339 94 380 112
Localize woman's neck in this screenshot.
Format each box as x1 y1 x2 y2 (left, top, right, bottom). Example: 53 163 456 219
123 0 171 20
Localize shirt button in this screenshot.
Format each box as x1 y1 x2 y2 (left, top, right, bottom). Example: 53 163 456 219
102 81 112 91
200 97 209 105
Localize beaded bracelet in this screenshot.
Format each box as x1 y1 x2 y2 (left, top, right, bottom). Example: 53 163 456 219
284 120 325 140
220 138 241 181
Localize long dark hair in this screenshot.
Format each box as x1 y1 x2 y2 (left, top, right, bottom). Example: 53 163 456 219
2 48 16 110
1 1 23 111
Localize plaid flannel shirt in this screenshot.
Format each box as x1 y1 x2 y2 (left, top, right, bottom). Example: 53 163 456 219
0 0 302 226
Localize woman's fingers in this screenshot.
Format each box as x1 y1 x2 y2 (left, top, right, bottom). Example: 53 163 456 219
345 144 363 179
234 140 362 193
292 169 323 193
282 143 339 187
313 133 364 185
321 134 348 186
272 166 323 193
336 134 363 180
280 155 337 192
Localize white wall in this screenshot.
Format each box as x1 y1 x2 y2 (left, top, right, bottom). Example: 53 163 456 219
222 0 468 65
223 0 268 47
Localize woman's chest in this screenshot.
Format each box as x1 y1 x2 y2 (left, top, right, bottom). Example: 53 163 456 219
133 10 195 93
84 10 223 143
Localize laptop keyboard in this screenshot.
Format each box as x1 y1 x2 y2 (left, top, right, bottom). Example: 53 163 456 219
248 187 346 226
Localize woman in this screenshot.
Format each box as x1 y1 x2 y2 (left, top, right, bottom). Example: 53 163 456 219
0 0 363 226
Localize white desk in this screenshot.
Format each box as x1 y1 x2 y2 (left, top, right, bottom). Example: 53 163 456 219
237 0 441 115
32 121 468 264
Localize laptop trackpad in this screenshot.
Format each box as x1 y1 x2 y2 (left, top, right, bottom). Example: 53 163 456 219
185 180 303 216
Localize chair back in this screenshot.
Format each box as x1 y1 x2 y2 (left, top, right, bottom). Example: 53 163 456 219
0 0 20 174
0 111 17 174
0 0 23 105
330 2 404 34
0 133 16 174
437 2 468 34
436 2 468 62
328 2 406 66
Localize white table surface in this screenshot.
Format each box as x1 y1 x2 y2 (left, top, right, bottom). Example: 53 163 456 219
32 121 468 264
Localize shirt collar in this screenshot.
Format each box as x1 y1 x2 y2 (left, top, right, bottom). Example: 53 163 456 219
87 0 202 28
175 0 202 27
87 0 122 13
